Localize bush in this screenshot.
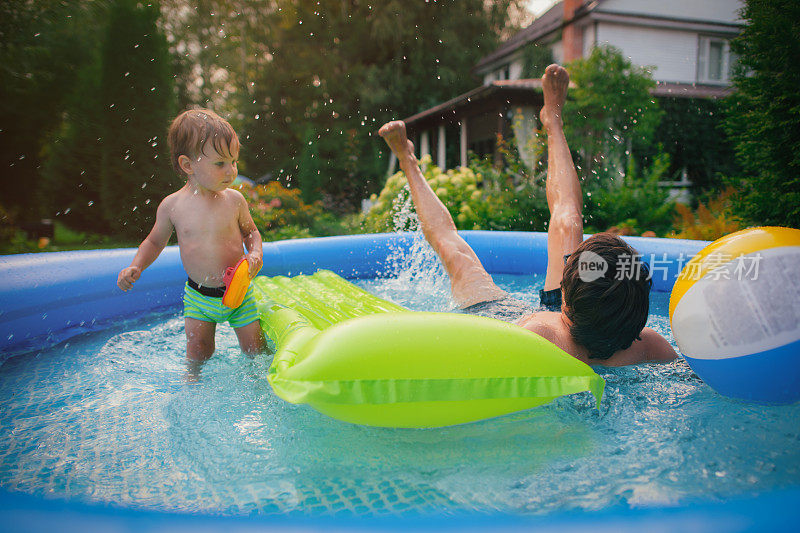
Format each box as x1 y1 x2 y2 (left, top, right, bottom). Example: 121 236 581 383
722 0 800 228
582 150 676 236
669 187 743 241
237 181 353 240
362 155 550 233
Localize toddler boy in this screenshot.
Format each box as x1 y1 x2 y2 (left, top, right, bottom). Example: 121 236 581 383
117 109 265 363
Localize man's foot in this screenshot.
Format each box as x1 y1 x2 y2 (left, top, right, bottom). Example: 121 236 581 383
540 64 569 132
379 120 415 158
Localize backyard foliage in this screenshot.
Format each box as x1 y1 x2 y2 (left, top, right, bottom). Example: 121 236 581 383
670 188 743 241
582 151 676 237
237 181 353 241
362 155 549 233
0 1 106 224
648 97 738 194
723 0 800 228
39 0 175 239
165 0 523 210
2 0 522 240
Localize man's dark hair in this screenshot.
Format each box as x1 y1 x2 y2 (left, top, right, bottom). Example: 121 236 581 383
561 233 652 359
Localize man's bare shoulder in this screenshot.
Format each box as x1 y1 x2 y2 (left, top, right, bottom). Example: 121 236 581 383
516 311 582 356
601 327 678 367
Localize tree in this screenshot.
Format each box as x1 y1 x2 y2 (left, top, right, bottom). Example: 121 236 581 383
723 0 800 227
40 55 106 232
97 0 176 238
296 126 323 203
564 45 663 181
648 97 739 194
521 43 553 79
0 1 106 225
167 0 522 211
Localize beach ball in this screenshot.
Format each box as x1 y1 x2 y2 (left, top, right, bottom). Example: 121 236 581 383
669 227 800 404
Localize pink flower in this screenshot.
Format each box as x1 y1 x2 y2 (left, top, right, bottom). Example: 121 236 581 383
269 198 282 209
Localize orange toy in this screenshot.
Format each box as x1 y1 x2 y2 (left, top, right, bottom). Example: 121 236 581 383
222 257 254 308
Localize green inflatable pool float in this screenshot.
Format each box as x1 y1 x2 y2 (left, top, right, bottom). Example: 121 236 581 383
252 270 604 428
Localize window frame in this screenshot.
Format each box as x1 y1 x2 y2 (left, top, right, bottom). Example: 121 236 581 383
697 35 733 85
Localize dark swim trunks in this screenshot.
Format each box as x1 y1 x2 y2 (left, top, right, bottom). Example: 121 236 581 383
462 254 569 321
461 287 562 322
536 253 569 313
538 287 563 312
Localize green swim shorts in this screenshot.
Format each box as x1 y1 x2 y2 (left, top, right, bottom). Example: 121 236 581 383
183 281 260 328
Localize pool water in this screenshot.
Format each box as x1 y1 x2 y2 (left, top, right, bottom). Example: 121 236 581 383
1 267 799 516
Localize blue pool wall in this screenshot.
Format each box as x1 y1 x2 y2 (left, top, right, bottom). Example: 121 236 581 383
0 231 705 357
3 231 800 531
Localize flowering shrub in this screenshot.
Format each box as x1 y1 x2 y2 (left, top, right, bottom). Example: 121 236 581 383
236 181 354 241
237 181 321 233
582 152 677 236
362 155 550 233
669 187 743 241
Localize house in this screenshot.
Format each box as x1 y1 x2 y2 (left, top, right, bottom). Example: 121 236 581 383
396 0 743 190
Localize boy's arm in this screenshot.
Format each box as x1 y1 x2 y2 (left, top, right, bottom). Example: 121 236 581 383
117 198 174 291
237 192 263 278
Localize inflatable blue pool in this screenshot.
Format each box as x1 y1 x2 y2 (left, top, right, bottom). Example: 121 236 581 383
1 231 798 531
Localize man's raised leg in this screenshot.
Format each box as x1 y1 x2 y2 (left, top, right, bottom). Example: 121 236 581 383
378 121 507 307
540 64 584 291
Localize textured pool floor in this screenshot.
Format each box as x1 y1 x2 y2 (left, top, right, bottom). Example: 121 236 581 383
1 272 799 516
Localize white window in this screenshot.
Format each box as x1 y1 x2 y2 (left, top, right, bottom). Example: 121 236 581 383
697 36 735 84
494 64 510 81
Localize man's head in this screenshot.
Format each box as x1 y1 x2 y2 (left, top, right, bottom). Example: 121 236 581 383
167 109 239 178
561 232 652 359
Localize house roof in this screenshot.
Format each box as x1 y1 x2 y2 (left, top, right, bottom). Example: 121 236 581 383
652 82 733 99
403 79 544 128
474 0 742 74
403 78 730 130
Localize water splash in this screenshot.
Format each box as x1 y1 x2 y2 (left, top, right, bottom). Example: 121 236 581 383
368 184 454 311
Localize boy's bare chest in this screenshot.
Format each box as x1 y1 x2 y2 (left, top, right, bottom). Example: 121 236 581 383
171 195 239 239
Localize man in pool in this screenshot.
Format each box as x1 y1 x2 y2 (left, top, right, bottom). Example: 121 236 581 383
117 109 266 364
379 64 677 366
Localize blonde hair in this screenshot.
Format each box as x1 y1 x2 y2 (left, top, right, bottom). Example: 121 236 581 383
167 108 239 177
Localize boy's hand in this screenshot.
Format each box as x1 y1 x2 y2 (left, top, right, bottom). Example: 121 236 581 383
117 266 141 291
245 252 263 279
